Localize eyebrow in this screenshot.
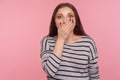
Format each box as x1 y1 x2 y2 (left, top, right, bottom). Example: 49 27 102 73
68 13 74 15
56 13 74 15
56 13 62 15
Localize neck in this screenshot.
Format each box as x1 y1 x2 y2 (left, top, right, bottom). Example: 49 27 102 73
65 32 75 43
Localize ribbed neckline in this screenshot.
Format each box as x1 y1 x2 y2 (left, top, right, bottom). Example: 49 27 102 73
64 36 85 45
52 35 87 45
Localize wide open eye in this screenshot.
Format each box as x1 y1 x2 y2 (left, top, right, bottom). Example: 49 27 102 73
56 15 62 19
69 14 74 18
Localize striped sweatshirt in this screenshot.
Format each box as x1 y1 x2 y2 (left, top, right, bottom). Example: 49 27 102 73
40 35 100 80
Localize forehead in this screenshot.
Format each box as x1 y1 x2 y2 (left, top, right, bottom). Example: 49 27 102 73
56 7 74 15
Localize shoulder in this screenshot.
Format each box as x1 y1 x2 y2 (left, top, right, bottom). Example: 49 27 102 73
82 35 97 46
82 36 98 55
41 35 55 43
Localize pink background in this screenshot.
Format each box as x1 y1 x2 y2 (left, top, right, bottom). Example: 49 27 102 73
0 0 120 80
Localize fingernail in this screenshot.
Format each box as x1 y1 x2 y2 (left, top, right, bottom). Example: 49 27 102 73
60 22 61 25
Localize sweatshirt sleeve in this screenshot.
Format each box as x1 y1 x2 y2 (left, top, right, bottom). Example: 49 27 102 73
40 36 61 77
88 38 100 80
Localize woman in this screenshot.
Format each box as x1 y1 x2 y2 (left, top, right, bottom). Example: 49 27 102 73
40 3 100 80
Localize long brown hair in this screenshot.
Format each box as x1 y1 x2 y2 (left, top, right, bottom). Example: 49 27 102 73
48 3 87 37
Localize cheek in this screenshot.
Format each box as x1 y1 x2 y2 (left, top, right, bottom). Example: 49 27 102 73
55 19 61 27
55 20 60 28
72 18 76 24
74 19 76 25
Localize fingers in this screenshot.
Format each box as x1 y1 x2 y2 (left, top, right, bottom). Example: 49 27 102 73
63 19 72 30
65 20 74 34
59 18 74 34
57 19 75 40
63 19 74 33
66 19 74 29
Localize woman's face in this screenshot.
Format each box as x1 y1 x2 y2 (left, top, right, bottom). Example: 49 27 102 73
55 7 76 29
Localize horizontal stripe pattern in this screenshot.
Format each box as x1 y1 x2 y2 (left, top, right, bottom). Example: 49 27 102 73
40 36 100 80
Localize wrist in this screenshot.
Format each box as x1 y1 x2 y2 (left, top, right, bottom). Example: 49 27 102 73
57 38 65 43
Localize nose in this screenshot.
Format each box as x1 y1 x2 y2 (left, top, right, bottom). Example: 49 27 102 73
63 17 68 24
